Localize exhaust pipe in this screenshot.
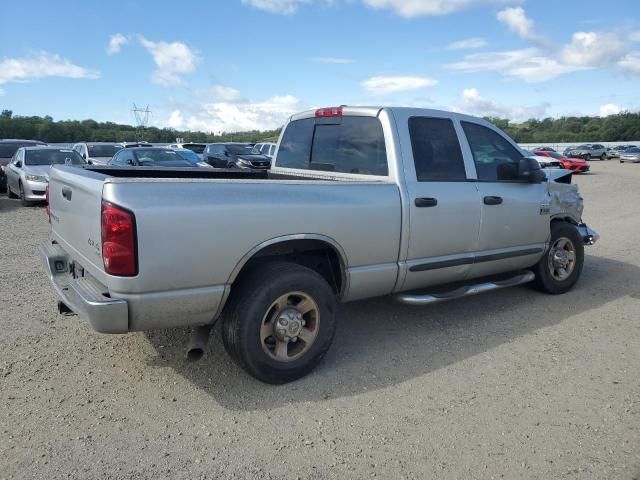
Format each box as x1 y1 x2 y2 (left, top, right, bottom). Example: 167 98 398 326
185 325 212 362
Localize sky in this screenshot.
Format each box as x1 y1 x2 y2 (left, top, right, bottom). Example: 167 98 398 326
1 0 639 133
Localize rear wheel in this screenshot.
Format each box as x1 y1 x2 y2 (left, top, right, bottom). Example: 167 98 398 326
532 222 584 294
222 262 337 384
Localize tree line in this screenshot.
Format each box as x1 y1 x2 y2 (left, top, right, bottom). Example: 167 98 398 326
2 109 639 145
0 110 280 144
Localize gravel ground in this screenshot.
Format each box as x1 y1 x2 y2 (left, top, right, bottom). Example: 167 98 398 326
1 162 639 479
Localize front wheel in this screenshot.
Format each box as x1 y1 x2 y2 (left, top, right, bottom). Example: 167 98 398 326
19 182 31 207
600 153 606 161
584 154 591 161
222 262 337 384
532 222 584 294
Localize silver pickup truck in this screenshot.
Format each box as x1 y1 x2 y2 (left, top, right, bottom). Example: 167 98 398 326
41 106 598 383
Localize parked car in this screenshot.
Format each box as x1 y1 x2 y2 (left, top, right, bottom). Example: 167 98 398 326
6 147 85 205
0 139 47 192
523 150 562 169
251 142 277 158
619 147 640 163
168 143 207 160
204 143 271 170
72 142 123 165
565 144 608 161
121 142 153 148
609 145 637 159
170 147 213 168
535 146 556 152
41 106 598 383
108 147 205 167
533 150 590 173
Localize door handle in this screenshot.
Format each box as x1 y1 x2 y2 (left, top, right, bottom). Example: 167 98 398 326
483 196 503 205
62 187 72 201
415 197 438 207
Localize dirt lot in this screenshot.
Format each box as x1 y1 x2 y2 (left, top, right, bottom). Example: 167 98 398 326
1 162 639 479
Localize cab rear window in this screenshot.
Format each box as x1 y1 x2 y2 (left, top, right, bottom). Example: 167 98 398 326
277 116 388 176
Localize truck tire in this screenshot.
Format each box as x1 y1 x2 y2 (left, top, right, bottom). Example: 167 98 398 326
222 262 337 384
532 222 584 294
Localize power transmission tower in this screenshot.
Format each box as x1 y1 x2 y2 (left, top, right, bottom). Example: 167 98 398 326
132 104 151 141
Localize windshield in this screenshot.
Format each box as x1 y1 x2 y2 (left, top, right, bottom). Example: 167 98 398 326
547 152 564 159
576 144 590 149
0 143 39 158
88 144 121 157
250 145 262 154
174 149 200 164
625 147 640 153
182 144 206 154
135 149 186 163
227 145 253 155
25 149 85 166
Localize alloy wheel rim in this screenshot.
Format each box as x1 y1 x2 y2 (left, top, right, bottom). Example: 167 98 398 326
548 236 576 281
260 291 320 363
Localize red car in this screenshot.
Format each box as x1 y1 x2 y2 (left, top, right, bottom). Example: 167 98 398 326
533 150 590 173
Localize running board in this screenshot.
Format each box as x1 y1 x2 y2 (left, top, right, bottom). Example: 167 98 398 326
395 271 536 306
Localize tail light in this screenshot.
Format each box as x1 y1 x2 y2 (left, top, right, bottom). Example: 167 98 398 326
45 185 50 223
101 201 137 276
315 106 343 118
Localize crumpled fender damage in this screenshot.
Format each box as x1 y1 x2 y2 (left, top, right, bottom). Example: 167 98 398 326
545 169 584 223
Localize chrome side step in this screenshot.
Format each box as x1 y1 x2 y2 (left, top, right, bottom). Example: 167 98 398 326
395 271 535 306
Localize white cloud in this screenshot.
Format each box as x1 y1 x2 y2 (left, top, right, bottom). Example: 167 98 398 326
496 7 547 45
453 87 549 121
362 75 438 94
561 32 625 67
629 32 640 42
241 0 309 14
167 110 184 129
361 0 519 17
210 85 243 102
0 52 99 87
447 37 488 50
139 36 198 86
446 48 587 82
312 57 354 64
166 93 302 133
107 33 129 55
599 103 621 117
618 52 640 74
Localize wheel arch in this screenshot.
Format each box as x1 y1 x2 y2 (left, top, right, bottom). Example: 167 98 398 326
227 234 349 298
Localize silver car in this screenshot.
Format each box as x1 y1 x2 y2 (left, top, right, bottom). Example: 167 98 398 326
5 147 86 205
72 142 124 165
620 147 640 163
566 144 608 161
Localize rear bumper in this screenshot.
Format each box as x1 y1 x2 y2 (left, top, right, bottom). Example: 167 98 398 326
40 241 228 333
40 242 129 333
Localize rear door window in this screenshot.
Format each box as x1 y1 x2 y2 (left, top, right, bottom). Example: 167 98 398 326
409 117 467 181
277 116 388 176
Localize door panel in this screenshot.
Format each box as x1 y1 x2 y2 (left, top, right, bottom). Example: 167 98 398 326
403 182 481 290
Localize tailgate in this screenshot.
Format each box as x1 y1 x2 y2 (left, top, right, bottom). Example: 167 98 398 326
48 166 106 274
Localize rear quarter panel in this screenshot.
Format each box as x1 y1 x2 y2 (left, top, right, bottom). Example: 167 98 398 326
102 179 402 299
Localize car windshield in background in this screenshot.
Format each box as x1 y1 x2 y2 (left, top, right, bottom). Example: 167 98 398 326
250 145 262 154
228 145 253 155
548 152 564 159
135 149 183 163
576 145 591 149
182 144 206 154
25 149 85 165
625 147 640 153
88 145 121 157
0 143 34 158
174 150 200 164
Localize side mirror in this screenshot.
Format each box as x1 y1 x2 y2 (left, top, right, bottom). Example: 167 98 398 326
126 159 134 165
518 157 547 183
15 161 22 168
82 153 87 159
